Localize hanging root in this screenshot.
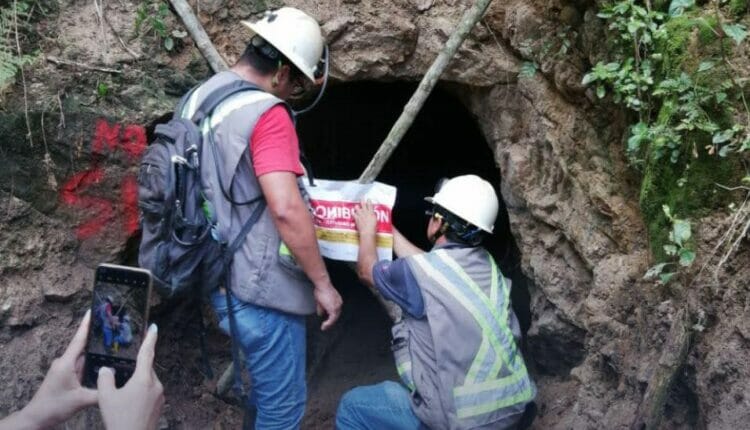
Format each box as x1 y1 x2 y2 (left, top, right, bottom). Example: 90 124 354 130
703 188 750 287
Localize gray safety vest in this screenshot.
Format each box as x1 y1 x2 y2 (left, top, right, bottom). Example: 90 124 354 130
183 71 315 315
393 246 535 429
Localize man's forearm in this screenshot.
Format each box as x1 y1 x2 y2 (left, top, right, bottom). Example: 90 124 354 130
258 172 332 289
356 232 378 288
392 227 423 258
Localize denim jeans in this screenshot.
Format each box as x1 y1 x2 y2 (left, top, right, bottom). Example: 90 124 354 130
336 381 423 430
211 290 306 429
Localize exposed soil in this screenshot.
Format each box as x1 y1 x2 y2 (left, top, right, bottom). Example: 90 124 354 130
2 0 750 429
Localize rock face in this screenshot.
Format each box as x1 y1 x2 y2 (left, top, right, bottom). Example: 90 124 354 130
1 0 748 428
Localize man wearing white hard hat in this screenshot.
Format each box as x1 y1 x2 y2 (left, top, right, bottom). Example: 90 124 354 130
338 175 535 429
179 7 342 428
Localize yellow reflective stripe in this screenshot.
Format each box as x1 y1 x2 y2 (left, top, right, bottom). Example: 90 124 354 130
453 370 525 397
489 256 498 306
456 386 534 419
412 255 509 373
465 336 490 385
434 251 517 366
396 362 415 390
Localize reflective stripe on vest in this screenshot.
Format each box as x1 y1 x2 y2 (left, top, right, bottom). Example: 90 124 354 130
397 361 415 392
412 250 533 420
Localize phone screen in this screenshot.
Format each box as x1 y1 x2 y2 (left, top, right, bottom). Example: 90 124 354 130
83 264 152 388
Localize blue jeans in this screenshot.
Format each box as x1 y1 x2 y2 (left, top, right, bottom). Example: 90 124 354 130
211 290 306 429
102 325 113 349
336 381 423 430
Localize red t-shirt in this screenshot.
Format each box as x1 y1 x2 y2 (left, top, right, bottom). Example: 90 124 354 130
249 105 304 177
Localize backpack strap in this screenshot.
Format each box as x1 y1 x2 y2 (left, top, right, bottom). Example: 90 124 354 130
222 198 267 402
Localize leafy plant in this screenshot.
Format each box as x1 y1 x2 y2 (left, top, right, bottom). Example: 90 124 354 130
644 205 696 284
133 0 183 51
585 0 750 280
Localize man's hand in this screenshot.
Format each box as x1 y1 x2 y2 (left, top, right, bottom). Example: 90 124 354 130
314 282 342 331
97 324 164 430
352 200 380 288
353 199 378 237
3 310 99 430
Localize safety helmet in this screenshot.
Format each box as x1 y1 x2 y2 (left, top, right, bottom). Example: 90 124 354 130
241 7 324 82
425 175 499 233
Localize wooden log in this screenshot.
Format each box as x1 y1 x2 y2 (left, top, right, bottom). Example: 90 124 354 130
168 0 228 73
630 308 692 430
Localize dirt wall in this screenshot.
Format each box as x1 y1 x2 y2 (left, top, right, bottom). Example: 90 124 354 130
1 0 749 428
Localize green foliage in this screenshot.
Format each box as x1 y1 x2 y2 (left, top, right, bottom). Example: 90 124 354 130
728 0 748 17
517 24 578 80
134 0 183 51
519 61 537 78
722 23 748 45
0 1 36 90
644 205 695 284
668 0 695 17
96 82 109 98
585 1 749 277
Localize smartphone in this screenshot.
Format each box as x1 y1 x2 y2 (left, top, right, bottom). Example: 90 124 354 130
83 264 153 388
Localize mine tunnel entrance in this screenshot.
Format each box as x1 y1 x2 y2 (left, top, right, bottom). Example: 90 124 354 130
296 81 533 426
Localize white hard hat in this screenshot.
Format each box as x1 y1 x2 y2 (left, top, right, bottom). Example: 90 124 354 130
241 7 324 82
425 175 499 233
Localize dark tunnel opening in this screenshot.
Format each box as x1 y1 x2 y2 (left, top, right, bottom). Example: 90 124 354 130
297 81 532 334
296 81 535 425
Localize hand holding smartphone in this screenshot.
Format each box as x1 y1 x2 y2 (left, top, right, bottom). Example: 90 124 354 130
83 264 153 388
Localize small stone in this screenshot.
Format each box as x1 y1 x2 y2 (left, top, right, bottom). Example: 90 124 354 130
410 0 433 12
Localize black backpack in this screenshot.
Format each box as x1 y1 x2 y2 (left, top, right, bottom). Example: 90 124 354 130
137 80 267 299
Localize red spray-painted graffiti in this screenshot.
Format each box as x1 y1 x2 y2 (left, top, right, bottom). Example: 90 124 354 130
60 119 146 240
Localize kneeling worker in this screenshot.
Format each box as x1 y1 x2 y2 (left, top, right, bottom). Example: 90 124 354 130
337 175 535 429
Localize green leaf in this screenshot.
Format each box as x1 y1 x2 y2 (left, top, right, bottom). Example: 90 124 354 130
664 244 678 256
669 0 695 17
659 272 676 284
662 204 673 220
722 24 748 45
718 144 732 157
697 60 715 72
164 36 174 51
644 263 668 280
716 92 727 104
97 82 108 97
596 85 606 99
519 62 537 78
679 249 696 267
742 175 750 184
713 129 734 144
582 72 597 85
672 219 691 246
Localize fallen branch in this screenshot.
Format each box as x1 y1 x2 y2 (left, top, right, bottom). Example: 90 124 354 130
46 56 122 74
168 0 227 73
358 0 494 183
